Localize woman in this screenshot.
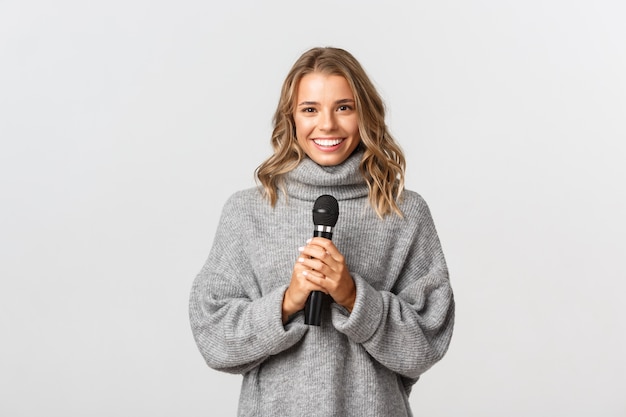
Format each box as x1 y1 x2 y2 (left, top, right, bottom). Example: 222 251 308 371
189 47 454 416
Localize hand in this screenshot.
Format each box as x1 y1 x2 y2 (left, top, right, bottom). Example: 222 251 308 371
282 246 327 323
283 238 356 323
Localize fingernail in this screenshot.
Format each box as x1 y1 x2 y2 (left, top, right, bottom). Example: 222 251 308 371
298 246 304 252
298 257 304 263
302 271 308 276
306 238 312 243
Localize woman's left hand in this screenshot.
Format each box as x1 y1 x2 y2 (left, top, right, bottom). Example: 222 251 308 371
298 237 356 312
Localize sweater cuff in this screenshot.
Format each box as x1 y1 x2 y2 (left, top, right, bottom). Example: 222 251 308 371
331 273 383 343
253 285 308 355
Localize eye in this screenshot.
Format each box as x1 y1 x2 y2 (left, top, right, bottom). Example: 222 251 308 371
301 107 316 113
337 105 353 111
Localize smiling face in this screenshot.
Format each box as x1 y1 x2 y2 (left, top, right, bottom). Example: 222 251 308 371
293 72 361 166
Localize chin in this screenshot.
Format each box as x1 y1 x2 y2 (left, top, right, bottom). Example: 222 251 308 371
308 154 348 166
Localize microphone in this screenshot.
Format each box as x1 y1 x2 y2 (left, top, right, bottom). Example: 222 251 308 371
304 195 339 326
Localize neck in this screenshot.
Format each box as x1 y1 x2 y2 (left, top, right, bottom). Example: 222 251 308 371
283 149 368 202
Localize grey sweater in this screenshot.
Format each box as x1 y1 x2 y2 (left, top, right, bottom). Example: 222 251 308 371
189 150 454 416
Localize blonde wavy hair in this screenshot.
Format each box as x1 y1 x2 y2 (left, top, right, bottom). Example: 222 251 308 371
255 47 406 218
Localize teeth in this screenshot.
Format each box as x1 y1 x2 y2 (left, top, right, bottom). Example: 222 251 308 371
313 138 343 147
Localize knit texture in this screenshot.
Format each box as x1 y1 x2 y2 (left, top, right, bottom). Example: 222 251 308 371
189 150 454 417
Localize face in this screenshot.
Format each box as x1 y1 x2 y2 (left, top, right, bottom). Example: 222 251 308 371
293 72 361 166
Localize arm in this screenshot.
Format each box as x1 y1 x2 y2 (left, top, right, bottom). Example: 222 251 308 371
189 195 308 374
331 200 455 379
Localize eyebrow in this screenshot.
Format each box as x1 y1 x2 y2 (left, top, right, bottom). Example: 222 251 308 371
297 98 355 106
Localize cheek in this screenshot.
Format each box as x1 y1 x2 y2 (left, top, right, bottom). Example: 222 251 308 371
342 117 360 136
293 120 305 144
295 134 307 149
294 117 311 138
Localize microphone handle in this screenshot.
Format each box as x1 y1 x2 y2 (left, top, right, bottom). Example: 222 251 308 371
304 229 333 326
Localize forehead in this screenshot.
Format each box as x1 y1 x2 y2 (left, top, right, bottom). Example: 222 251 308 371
295 72 354 99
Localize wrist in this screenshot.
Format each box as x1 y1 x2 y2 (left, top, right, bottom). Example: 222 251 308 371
343 292 356 313
282 288 298 323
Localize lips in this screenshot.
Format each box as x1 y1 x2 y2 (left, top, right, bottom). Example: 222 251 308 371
312 138 344 147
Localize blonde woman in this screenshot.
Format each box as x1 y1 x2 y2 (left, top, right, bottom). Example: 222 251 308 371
190 47 454 416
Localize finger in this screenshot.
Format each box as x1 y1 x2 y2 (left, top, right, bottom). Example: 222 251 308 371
298 256 330 276
302 269 325 281
298 244 328 260
290 267 325 296
307 238 344 263
299 246 337 270
302 270 330 294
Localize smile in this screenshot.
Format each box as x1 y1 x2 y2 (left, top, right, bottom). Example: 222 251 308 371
312 138 344 147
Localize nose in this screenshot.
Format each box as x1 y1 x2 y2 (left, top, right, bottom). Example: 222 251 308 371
319 110 337 131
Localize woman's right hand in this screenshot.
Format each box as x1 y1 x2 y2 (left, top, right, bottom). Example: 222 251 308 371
282 244 326 323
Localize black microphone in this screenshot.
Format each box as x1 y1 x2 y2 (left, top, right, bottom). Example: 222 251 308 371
304 195 339 326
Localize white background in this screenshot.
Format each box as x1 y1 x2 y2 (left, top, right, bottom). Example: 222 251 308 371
1 0 625 416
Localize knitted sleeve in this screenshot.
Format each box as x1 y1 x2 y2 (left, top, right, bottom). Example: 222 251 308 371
331 197 454 379
189 194 308 374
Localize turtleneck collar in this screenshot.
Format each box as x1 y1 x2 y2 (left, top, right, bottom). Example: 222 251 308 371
284 149 369 202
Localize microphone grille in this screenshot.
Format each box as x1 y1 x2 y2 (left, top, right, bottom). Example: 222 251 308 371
312 195 339 227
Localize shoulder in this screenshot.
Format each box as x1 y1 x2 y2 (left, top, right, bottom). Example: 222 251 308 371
398 189 431 218
216 187 266 226
222 187 264 210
